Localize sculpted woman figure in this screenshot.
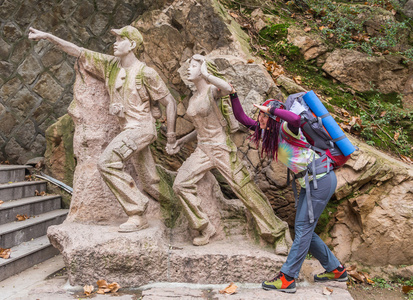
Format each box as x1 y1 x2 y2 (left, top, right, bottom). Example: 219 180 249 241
171 55 292 255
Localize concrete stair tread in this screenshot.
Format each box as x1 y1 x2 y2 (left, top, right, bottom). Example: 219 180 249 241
0 195 61 210
0 180 47 189
0 165 31 171
0 235 51 267
0 209 69 235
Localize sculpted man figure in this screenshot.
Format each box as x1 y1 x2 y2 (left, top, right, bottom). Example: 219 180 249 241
29 26 177 232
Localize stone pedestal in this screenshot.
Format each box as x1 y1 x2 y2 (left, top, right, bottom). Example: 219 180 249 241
48 221 286 287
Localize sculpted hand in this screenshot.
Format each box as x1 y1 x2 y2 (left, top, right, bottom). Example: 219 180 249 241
200 61 210 80
166 139 182 155
28 27 48 41
253 104 270 113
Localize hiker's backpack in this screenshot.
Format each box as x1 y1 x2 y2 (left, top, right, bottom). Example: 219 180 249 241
283 91 356 170
282 91 357 223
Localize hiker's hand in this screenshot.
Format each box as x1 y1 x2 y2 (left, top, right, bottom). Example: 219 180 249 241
28 27 48 41
254 104 270 113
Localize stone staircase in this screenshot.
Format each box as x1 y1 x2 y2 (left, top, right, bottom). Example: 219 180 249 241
0 165 68 282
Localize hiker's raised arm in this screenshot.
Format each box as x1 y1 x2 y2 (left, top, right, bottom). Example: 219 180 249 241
29 27 82 57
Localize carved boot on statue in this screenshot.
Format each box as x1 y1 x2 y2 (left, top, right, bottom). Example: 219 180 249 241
118 215 149 232
274 229 293 256
193 223 216 246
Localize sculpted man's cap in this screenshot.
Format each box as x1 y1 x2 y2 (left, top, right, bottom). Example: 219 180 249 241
111 25 143 46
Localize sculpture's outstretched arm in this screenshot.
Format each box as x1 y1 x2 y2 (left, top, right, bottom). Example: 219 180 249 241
29 27 82 57
170 130 197 155
200 61 232 98
158 94 177 154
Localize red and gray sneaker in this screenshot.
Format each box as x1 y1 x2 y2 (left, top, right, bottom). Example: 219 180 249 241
262 272 296 293
314 265 348 282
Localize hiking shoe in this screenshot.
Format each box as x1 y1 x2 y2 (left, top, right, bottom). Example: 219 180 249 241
262 272 296 293
314 266 348 282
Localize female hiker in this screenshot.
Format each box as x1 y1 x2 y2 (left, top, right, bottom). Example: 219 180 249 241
229 90 347 293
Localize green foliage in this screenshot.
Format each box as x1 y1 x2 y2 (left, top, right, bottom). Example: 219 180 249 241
259 24 302 60
373 277 394 289
315 199 339 235
294 0 413 60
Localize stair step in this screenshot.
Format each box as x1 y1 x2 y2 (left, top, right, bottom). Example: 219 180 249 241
0 181 47 201
0 195 62 225
0 209 68 249
0 165 30 184
0 235 59 282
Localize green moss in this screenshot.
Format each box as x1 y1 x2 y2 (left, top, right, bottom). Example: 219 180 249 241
155 165 182 228
315 200 339 235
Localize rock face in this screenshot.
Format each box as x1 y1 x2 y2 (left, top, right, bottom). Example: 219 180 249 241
324 136 413 267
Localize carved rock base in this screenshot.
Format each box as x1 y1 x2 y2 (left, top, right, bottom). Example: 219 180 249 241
48 221 289 287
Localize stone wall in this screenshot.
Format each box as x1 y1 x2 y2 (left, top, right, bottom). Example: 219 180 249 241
0 0 168 164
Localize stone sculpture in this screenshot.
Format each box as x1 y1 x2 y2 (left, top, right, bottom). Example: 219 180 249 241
29 26 177 232
171 54 292 254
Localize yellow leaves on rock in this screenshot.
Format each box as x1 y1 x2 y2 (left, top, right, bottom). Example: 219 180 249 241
219 282 238 295
0 248 11 259
35 190 46 196
16 214 30 221
264 61 284 80
247 59 254 64
347 265 374 284
84 280 121 296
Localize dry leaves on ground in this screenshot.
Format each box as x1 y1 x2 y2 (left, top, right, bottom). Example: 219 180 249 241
35 190 46 196
0 248 11 259
97 280 121 294
83 285 94 296
219 282 238 295
347 265 374 284
400 154 413 164
322 286 333 295
402 286 413 294
0 200 4 206
84 280 121 296
264 61 284 79
16 214 30 221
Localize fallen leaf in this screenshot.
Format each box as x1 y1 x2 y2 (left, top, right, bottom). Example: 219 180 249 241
394 132 400 141
219 282 238 295
84 285 94 296
341 108 349 117
380 111 387 117
322 286 333 295
402 286 413 294
229 12 238 19
35 190 46 196
319 26 326 31
347 265 373 284
16 214 30 221
293 76 302 84
247 59 254 64
304 27 311 32
291 13 296 18
0 200 4 206
108 282 121 293
0 248 11 259
400 155 413 164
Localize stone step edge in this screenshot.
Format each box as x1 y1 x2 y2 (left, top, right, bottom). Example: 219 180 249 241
0 165 31 171
0 235 53 267
0 195 61 211
0 180 47 189
0 209 69 236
